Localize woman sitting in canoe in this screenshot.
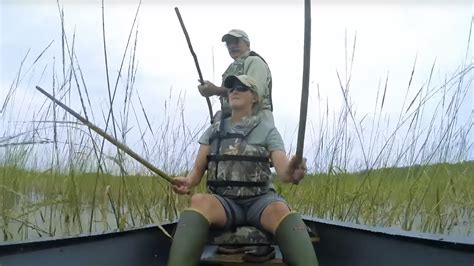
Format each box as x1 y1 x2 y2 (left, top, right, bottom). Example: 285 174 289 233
168 74 319 266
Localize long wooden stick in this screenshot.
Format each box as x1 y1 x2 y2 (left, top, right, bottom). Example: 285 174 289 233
296 0 312 158
35 86 175 185
174 7 214 123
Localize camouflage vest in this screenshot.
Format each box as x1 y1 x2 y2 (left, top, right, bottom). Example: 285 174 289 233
221 51 273 116
206 115 272 198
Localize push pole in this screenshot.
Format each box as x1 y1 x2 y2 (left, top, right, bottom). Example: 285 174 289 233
35 86 175 185
174 7 214 123
296 0 312 159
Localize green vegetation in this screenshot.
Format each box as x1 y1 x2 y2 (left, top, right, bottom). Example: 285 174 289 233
1 2 472 242
281 161 474 236
1 161 472 242
0 164 189 241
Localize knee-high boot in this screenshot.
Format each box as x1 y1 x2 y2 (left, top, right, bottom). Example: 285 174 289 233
274 212 319 266
167 209 210 266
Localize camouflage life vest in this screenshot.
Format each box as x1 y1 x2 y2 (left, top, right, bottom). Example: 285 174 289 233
221 51 273 115
206 115 272 198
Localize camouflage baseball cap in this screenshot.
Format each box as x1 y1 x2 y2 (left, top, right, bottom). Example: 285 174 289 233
224 75 258 95
222 29 250 43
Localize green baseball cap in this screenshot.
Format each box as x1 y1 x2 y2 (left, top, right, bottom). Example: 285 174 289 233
221 29 250 43
224 75 258 95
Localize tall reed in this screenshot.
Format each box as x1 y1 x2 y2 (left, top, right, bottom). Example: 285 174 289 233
0 4 472 242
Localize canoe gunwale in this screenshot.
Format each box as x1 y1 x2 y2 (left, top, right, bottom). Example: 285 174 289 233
1 216 473 255
303 215 474 251
0 222 174 255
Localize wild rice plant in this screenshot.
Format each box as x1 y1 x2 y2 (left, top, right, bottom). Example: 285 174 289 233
0 4 472 242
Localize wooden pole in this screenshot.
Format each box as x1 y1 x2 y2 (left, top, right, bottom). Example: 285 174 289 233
296 0 312 159
35 86 175 185
175 7 214 124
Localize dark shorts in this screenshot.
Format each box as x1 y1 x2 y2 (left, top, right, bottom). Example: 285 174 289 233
213 190 289 231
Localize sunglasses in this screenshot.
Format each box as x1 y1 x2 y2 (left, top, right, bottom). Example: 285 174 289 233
228 85 250 93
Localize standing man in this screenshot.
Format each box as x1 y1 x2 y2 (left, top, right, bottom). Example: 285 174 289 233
198 29 274 125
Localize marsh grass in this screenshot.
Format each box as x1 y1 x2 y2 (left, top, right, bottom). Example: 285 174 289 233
281 161 474 236
1 4 473 242
0 165 190 241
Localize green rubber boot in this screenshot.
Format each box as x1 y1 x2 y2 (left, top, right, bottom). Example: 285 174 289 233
167 209 210 266
274 212 319 266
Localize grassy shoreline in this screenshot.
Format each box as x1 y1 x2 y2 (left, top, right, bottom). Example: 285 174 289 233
1 161 472 242
1 3 472 243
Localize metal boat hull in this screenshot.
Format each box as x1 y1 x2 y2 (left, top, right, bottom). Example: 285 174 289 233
1 217 473 266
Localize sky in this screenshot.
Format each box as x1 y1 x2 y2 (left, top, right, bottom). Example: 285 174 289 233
1 0 473 170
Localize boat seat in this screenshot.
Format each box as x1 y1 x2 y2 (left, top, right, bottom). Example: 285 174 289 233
200 244 285 265
210 226 273 246
209 225 319 246
200 225 319 265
